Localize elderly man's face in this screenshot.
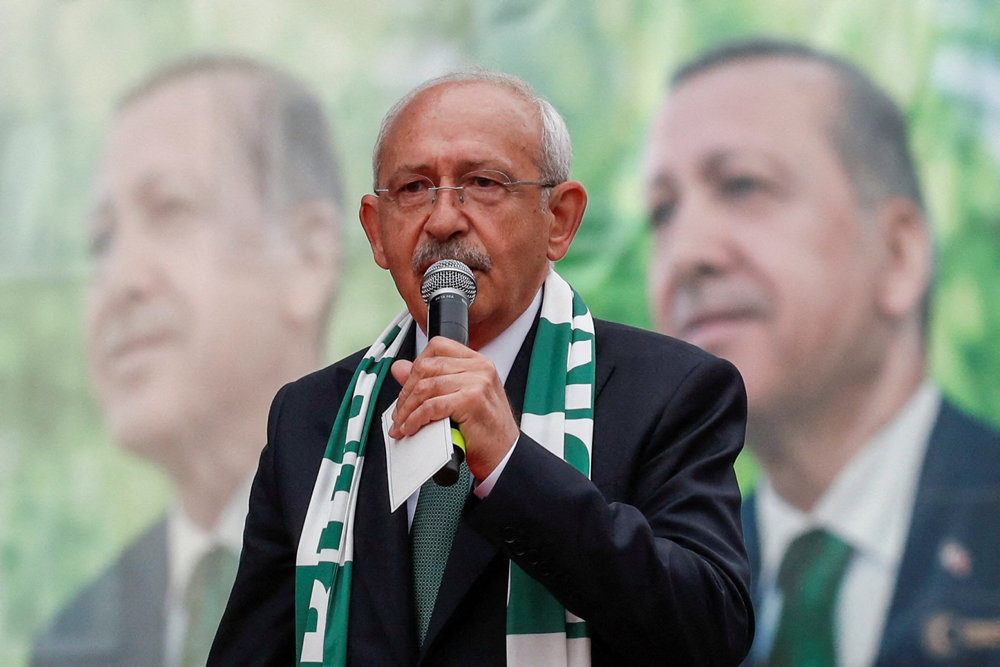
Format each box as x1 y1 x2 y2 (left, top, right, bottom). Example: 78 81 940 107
360 81 569 350
86 77 297 463
645 59 892 420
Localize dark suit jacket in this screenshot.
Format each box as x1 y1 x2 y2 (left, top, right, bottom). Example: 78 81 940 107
31 519 169 666
742 399 1000 666
211 318 753 665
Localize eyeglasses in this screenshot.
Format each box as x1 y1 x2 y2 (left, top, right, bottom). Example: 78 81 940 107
374 169 558 211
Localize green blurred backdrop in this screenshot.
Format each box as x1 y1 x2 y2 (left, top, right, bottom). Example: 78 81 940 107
1 0 997 663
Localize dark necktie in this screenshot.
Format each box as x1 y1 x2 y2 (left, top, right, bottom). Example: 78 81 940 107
768 528 853 667
410 462 471 645
182 546 240 666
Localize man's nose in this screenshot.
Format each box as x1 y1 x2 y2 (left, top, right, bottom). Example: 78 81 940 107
423 187 470 241
94 223 159 302
655 195 733 284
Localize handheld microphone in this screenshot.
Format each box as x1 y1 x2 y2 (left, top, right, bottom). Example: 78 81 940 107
420 259 477 486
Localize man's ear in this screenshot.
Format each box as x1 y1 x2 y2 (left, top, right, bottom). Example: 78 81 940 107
545 181 588 262
876 196 933 319
359 194 389 269
283 199 340 328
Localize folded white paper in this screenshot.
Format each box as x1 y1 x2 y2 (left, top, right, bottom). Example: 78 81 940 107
382 399 453 512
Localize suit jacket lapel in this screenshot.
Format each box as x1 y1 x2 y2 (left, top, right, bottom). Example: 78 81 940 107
350 330 418 664
875 399 999 664
741 495 763 619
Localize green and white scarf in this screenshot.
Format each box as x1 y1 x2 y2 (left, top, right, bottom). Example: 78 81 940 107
295 269 595 665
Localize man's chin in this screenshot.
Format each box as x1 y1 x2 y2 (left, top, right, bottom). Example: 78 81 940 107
104 395 183 459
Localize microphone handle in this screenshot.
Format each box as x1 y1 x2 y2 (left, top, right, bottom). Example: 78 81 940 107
428 290 470 344
428 291 469 486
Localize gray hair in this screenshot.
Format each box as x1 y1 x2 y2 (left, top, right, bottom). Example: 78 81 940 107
371 69 572 188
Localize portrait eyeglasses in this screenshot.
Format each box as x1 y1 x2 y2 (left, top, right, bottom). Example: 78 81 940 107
374 169 557 210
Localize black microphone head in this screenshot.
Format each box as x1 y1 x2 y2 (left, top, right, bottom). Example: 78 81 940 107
420 259 477 305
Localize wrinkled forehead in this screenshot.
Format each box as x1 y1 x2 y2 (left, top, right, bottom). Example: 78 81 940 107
379 80 543 172
402 79 540 130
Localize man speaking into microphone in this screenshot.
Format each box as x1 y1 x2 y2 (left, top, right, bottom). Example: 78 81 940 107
210 70 753 666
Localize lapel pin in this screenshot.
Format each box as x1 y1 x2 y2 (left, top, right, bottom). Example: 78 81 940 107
938 539 972 578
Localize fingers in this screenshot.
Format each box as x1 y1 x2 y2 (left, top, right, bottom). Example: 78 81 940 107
387 338 519 477
391 365 491 435
389 338 486 438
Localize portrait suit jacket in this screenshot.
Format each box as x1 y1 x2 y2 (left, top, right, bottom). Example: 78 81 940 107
31 518 169 666
210 317 754 665
742 399 1000 666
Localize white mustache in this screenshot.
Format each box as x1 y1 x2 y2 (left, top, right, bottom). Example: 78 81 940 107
411 240 492 273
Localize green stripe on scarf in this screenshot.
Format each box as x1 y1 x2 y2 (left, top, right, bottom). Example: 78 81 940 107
294 270 594 666
507 272 594 665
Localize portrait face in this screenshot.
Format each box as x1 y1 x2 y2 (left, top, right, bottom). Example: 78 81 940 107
360 80 581 350
645 59 894 421
85 76 300 465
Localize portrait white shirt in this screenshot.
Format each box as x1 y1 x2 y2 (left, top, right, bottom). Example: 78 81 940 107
164 476 251 667
754 381 940 666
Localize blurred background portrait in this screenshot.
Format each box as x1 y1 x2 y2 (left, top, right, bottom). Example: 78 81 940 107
644 37 1000 665
31 55 343 665
1 1 998 665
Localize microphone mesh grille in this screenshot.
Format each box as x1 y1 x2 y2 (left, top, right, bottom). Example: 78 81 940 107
420 259 478 305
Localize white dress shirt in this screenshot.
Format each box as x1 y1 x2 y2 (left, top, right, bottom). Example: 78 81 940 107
164 476 251 667
753 381 941 666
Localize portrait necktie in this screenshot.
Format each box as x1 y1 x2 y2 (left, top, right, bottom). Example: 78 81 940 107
182 546 240 666
769 528 853 667
411 462 471 645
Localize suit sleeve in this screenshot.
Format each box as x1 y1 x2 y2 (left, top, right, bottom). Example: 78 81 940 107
466 352 753 665
208 385 298 665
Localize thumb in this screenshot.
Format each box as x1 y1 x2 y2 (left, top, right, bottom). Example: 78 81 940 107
390 359 413 386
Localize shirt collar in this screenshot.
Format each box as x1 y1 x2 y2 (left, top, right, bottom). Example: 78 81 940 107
167 474 253 603
758 381 941 582
415 285 542 386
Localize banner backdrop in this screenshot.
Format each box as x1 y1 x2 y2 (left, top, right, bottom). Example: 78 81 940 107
1 0 998 662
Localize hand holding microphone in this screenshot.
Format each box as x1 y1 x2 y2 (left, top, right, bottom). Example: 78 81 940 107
421 259 477 485
389 259 520 486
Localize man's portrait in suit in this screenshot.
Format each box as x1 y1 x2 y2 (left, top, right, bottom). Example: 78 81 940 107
645 37 1000 665
210 69 753 665
32 54 343 666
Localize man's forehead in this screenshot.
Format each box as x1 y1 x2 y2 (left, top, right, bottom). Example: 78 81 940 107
410 78 532 113
667 57 838 123
98 115 216 202
652 58 839 158
112 73 264 154
123 69 259 116
103 80 255 184
380 80 542 173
